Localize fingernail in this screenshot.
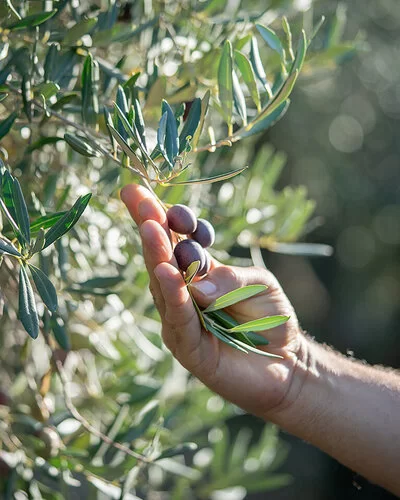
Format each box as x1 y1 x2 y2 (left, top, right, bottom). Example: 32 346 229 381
191 279 217 296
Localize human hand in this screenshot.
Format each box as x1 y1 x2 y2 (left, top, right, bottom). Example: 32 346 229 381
120 184 308 420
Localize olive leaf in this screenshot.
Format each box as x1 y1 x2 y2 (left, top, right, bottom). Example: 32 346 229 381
0 237 21 257
18 265 39 339
228 315 289 333
203 285 267 312
179 98 201 153
28 264 58 313
234 50 261 112
11 177 31 246
43 193 92 249
218 40 234 130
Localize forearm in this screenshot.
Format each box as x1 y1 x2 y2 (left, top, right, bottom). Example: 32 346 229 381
269 337 400 496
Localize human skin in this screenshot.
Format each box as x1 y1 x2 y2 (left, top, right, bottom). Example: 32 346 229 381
120 183 400 497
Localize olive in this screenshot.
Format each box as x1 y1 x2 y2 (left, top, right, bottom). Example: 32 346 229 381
167 205 197 234
174 239 205 272
190 218 215 248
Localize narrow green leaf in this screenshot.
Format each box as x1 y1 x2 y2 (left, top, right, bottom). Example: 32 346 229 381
179 98 201 153
19 265 39 339
0 198 21 240
26 136 62 154
30 212 67 236
123 72 140 91
107 124 147 176
232 70 247 125
225 334 283 358
249 36 272 96
203 284 267 313
0 111 17 140
1 169 18 222
29 228 45 255
7 10 57 30
43 193 92 250
256 24 285 60
326 4 347 47
161 100 179 166
11 178 30 245
292 30 307 74
0 237 21 257
207 310 269 346
236 100 290 140
165 166 248 186
0 93 8 103
37 82 60 100
255 68 298 123
64 133 102 157
157 443 198 460
113 104 151 168
242 331 270 346
104 108 117 153
64 17 98 46
205 320 248 354
81 54 99 127
192 90 210 149
218 40 234 128
267 242 333 257
229 315 289 332
116 85 129 140
309 16 326 45
44 43 60 82
206 309 238 330
157 111 169 166
133 98 147 149
75 276 124 289
207 314 256 347
28 264 58 313
51 315 70 351
234 51 261 112
51 92 78 111
184 260 200 285
282 17 294 62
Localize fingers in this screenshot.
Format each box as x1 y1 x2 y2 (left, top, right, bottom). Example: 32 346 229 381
190 265 280 309
120 184 172 316
140 219 176 271
154 262 217 375
154 262 197 328
140 219 177 316
120 184 153 225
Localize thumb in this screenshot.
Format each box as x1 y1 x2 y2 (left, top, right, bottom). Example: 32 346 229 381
190 265 279 309
189 266 242 309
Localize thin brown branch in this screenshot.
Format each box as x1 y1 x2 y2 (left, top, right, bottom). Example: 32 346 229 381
50 349 151 464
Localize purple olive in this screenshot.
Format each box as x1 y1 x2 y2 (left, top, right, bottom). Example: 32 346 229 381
190 218 215 248
198 251 211 276
167 204 197 234
174 239 205 272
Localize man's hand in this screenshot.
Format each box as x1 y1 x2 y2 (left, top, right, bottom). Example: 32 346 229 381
120 184 308 420
121 184 400 496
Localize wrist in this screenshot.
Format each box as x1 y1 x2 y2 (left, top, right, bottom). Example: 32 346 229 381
265 334 334 439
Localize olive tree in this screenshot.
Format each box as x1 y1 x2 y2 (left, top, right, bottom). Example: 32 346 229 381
0 1 354 498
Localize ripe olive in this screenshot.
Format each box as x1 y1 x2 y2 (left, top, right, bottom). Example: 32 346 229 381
174 239 205 272
190 218 215 248
198 251 211 276
167 204 197 234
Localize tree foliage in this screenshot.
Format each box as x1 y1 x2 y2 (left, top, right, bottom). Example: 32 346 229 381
0 1 354 497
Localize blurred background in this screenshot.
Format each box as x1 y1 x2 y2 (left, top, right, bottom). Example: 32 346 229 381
250 0 400 498
0 1 399 498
